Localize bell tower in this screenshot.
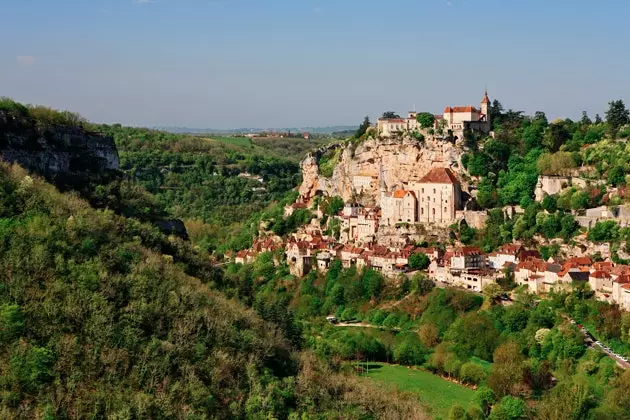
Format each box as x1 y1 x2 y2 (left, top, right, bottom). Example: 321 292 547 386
481 89 490 121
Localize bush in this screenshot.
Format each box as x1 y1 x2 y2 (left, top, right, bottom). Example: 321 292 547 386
460 362 488 385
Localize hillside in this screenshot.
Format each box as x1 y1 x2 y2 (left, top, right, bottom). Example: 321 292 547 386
0 162 427 419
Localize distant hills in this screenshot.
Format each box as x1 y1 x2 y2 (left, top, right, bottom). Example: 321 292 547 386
154 125 358 135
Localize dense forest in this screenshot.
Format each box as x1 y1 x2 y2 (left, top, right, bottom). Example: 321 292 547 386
0 162 427 418
92 124 331 253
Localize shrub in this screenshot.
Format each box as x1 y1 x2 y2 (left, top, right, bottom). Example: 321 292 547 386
460 362 488 385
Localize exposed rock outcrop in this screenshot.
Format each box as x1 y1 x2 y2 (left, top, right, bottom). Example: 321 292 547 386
0 110 119 180
299 136 465 205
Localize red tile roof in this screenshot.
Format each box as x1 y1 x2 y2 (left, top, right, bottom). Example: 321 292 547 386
590 270 611 279
481 91 490 104
393 189 413 199
419 167 459 185
444 106 480 113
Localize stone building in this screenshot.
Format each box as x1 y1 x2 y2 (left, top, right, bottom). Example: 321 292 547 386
414 167 461 224
377 91 491 137
380 167 461 226
340 205 379 244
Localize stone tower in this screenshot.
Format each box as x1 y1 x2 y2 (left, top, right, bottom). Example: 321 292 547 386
481 89 490 122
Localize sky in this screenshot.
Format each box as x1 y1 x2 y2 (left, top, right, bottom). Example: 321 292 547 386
2 0 630 129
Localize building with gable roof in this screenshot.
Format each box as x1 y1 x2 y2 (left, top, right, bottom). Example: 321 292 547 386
377 91 491 137
414 167 461 224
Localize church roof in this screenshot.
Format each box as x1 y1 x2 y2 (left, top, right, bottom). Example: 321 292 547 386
481 91 490 104
444 106 480 114
419 167 459 185
392 190 416 199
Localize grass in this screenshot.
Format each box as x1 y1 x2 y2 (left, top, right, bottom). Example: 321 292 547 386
364 363 476 419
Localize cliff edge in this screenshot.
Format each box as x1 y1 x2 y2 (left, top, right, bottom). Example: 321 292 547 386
0 109 119 181
299 135 465 206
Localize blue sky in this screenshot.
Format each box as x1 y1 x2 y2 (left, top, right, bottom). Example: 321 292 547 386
2 0 629 129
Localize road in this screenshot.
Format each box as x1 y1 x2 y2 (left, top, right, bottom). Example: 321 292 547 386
333 322 400 331
568 317 630 369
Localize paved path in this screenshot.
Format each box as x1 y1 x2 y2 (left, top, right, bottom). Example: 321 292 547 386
334 322 401 331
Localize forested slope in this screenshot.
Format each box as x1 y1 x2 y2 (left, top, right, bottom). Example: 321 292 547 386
0 162 424 419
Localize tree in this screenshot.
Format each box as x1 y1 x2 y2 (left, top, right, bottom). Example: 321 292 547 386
608 166 626 187
483 283 504 303
416 112 436 129
581 111 592 126
355 116 371 138
536 152 577 176
541 195 557 213
381 111 400 119
488 342 524 396
418 323 440 347
409 252 430 270
595 113 603 124
588 220 620 242
606 99 630 133
543 122 571 152
570 191 589 210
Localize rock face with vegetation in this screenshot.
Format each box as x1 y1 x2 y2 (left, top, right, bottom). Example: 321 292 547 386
0 106 119 180
299 136 463 204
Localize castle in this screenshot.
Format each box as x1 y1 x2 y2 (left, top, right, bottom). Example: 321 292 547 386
377 91 491 137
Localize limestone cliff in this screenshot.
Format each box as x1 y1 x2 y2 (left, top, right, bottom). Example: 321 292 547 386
0 110 119 180
299 136 466 205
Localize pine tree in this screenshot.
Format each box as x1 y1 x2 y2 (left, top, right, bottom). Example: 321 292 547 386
581 111 592 125
606 100 630 133
595 114 603 124
355 116 371 138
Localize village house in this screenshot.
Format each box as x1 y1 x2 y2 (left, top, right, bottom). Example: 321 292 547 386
451 246 485 270
286 241 311 277
340 204 379 244
487 244 540 269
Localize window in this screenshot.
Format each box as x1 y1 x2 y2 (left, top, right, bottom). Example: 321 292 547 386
432 208 436 215
433 189 436 194
422 188 424 193
444 207 447 213
421 208 424 215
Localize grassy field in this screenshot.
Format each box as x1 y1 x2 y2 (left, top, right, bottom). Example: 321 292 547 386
365 363 475 419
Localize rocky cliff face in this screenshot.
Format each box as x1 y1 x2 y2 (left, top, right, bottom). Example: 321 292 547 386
299 136 465 205
0 110 119 179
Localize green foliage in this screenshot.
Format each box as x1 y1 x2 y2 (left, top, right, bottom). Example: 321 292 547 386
355 116 371 138
393 334 428 366
606 99 630 134
0 303 24 345
588 220 620 242
408 252 430 270
460 362 488 385
416 112 436 129
608 165 626 186
318 148 342 178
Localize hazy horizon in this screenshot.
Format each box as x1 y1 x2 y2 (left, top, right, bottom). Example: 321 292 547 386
2 0 629 129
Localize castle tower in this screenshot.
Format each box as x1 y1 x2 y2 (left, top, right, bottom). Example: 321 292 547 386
481 89 490 121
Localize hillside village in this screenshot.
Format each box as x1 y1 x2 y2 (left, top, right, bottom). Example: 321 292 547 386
234 92 630 313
